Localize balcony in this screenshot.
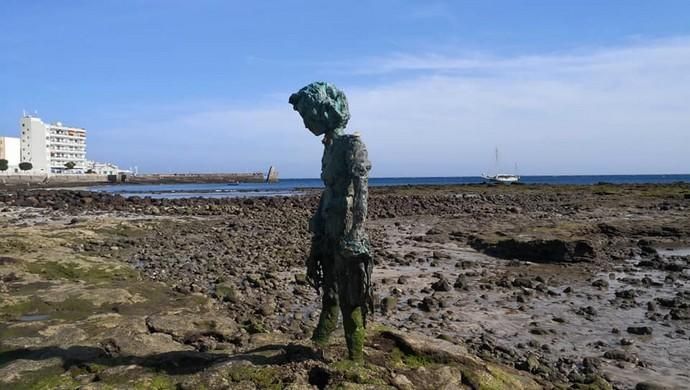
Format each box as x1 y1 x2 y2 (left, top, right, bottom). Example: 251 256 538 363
48 133 86 140
49 140 86 147
50 149 86 154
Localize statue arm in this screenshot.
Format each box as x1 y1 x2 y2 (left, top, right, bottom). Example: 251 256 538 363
342 137 372 256
350 173 369 241
342 137 376 320
350 137 371 239
306 193 325 291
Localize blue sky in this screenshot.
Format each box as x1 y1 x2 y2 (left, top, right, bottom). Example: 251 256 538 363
1 1 689 177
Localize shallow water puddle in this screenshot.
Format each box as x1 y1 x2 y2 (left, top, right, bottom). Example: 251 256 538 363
18 314 50 322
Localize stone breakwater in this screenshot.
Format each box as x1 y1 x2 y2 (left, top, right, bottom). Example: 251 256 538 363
1 183 690 388
0 173 111 188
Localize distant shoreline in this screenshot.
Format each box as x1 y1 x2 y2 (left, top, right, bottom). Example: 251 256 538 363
1 173 688 192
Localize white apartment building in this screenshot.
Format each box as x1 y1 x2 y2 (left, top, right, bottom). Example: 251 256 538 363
20 115 87 174
0 136 21 168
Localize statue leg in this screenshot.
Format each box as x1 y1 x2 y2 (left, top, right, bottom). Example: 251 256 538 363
312 283 339 346
341 304 365 362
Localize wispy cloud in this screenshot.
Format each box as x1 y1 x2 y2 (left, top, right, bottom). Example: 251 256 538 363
97 37 690 177
359 36 690 75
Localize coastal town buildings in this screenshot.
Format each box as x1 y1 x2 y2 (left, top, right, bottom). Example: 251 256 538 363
20 115 87 174
0 136 20 168
85 160 125 175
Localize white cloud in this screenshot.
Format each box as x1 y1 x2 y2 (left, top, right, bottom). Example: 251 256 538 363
99 37 690 177
346 37 690 176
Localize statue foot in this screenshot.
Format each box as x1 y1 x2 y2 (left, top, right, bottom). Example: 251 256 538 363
311 333 331 348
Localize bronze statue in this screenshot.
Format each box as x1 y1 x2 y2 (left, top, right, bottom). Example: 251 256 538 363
289 82 373 362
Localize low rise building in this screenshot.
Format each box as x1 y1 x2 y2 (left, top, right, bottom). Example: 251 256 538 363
84 160 128 175
0 136 21 168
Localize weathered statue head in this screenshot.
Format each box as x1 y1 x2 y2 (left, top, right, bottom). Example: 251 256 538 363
289 82 350 136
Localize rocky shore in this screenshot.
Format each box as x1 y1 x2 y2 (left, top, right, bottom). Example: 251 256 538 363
1 183 689 389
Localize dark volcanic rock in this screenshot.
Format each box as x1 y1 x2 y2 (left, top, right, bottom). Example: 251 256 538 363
591 279 609 289
469 236 596 263
627 326 653 335
431 278 453 292
453 275 468 289
636 382 671 390
615 289 640 299
604 349 638 363
670 308 690 320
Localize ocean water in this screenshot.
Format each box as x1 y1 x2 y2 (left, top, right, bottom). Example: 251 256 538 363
84 175 690 199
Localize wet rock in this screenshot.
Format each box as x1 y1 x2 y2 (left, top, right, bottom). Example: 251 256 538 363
647 301 657 312
627 326 653 335
576 306 598 317
380 330 540 389
432 251 450 259
517 353 541 373
258 302 276 317
453 275 468 289
512 278 534 289
620 338 634 346
529 327 550 336
0 357 65 385
582 357 602 374
603 349 638 363
391 373 414 390
380 296 397 315
615 289 640 299
670 308 690 320
469 236 596 263
245 273 263 288
419 296 439 312
214 282 240 303
429 366 463 388
101 329 192 358
635 382 671 390
431 278 453 292
146 310 239 345
639 246 658 257
409 313 423 323
591 279 609 289
573 375 614 390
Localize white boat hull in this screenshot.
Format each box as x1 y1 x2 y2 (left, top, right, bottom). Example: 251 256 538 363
482 174 520 184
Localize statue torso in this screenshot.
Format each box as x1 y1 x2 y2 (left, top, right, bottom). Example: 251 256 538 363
315 135 366 241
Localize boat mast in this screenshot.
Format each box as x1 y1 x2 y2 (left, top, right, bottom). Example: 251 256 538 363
495 147 499 176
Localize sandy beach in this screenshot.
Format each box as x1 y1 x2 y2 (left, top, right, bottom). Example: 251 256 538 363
1 183 689 389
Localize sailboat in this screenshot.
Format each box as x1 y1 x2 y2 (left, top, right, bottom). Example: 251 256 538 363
482 147 520 184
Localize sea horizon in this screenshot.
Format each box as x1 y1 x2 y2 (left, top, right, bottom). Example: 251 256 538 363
82 173 690 199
